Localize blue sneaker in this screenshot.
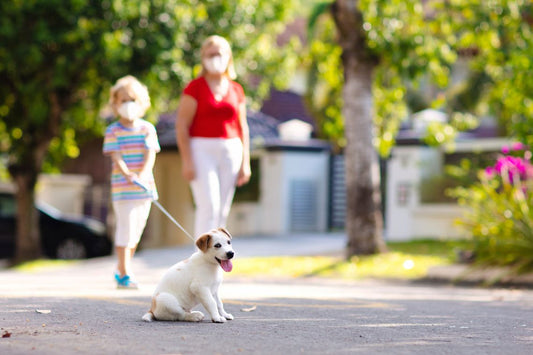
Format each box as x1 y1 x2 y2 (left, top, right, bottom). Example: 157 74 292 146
115 273 138 289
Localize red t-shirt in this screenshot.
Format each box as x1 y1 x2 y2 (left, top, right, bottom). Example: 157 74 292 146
183 77 245 139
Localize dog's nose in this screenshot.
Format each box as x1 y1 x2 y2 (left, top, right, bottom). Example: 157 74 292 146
226 251 234 259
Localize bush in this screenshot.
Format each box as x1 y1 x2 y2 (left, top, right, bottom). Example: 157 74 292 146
448 142 533 272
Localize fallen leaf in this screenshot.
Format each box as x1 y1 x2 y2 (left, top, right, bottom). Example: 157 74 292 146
2 331 11 338
240 305 257 312
36 310 51 314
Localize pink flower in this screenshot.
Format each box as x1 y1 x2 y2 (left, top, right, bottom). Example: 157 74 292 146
485 166 495 179
511 142 526 151
493 156 529 183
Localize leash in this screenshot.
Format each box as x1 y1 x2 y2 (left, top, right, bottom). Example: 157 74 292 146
133 179 196 242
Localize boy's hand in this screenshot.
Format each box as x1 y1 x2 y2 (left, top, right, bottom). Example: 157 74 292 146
125 172 138 183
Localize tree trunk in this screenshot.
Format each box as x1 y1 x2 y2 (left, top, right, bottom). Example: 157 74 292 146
332 0 386 257
10 168 41 263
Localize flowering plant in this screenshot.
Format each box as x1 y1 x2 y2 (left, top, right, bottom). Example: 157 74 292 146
449 142 533 273
484 142 533 185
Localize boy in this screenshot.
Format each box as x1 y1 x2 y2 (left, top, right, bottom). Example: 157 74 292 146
103 75 160 289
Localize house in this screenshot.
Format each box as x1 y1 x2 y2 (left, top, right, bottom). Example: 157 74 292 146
144 99 332 248
384 110 507 241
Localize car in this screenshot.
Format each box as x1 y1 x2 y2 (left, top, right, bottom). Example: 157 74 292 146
0 191 112 259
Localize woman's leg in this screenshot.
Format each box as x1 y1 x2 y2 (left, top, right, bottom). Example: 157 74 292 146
190 138 221 238
217 138 243 228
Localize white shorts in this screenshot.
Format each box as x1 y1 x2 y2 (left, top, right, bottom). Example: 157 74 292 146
112 199 152 248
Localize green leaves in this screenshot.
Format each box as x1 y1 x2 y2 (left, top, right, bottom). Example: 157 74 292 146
0 0 299 174
305 0 533 156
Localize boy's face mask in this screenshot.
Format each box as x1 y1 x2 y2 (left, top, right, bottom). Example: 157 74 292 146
118 101 142 120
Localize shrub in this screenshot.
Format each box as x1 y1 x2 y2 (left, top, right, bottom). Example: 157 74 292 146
448 142 533 272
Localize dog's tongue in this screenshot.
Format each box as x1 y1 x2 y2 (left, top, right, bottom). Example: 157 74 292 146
220 259 233 272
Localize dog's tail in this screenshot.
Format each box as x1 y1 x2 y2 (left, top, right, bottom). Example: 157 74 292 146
142 311 155 322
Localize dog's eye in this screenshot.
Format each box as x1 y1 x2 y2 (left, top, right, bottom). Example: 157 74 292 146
227 241 231 245
214 243 222 248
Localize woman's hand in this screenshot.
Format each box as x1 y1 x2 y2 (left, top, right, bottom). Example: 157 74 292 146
181 160 196 181
236 164 251 187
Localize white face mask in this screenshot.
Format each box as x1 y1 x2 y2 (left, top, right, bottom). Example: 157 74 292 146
203 54 230 74
118 101 142 120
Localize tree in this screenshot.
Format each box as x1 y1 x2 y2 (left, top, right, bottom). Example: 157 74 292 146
307 0 533 257
434 1 533 147
0 0 298 263
330 0 385 255
307 0 458 257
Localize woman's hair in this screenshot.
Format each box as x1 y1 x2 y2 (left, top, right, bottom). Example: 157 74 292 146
199 35 237 79
109 75 151 116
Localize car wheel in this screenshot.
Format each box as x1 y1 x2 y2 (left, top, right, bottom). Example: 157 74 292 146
55 238 87 259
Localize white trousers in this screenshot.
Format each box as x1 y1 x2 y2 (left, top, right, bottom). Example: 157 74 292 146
190 137 243 238
112 199 152 248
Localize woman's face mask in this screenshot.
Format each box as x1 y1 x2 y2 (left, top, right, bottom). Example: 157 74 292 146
118 101 142 120
203 54 230 75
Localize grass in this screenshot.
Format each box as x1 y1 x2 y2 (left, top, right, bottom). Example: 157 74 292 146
228 239 474 280
12 259 78 272
9 239 474 281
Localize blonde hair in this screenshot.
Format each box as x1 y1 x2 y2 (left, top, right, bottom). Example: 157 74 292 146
109 75 151 116
199 35 237 79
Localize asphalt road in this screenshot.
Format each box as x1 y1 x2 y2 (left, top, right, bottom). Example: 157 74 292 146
1 234 533 354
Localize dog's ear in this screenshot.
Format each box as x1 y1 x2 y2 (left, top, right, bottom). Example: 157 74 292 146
217 227 232 240
196 233 211 252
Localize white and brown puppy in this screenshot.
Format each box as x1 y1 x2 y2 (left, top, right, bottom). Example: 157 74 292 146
142 227 235 323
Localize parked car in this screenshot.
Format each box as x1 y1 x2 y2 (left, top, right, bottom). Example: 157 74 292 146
0 192 112 259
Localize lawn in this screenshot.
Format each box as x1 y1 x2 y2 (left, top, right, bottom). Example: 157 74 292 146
228 239 474 280
9 239 474 281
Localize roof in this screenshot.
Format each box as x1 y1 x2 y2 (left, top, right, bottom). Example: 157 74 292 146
260 90 315 128
156 89 321 151
396 111 501 146
156 110 282 150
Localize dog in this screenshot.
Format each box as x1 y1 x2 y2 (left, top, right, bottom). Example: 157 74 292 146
142 227 235 323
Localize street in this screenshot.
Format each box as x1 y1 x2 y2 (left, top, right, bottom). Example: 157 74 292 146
1 234 533 354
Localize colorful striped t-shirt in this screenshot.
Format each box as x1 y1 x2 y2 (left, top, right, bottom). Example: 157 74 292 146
103 120 160 201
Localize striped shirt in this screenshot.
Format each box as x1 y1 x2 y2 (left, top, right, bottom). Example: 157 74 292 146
103 120 160 201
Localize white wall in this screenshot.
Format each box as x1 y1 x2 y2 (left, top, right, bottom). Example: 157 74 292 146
386 138 511 241
229 148 331 236
385 146 442 240
36 174 91 216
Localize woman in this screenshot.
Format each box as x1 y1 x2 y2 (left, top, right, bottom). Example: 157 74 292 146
176 35 251 238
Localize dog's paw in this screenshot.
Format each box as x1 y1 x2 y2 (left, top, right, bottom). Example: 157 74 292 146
142 312 154 322
211 315 227 323
185 311 204 322
222 312 233 320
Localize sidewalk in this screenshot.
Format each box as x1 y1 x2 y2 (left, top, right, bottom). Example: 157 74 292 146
2 232 532 293
0 232 348 299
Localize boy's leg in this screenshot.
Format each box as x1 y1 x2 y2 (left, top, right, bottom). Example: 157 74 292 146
113 200 145 277
116 246 128 277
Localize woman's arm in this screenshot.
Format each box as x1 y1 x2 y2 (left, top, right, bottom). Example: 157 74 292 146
237 101 251 187
176 94 198 181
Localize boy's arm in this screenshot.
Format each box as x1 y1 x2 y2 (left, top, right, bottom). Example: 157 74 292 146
109 151 137 183
139 148 156 181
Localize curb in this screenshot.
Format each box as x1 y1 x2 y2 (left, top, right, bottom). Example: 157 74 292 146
425 264 533 288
